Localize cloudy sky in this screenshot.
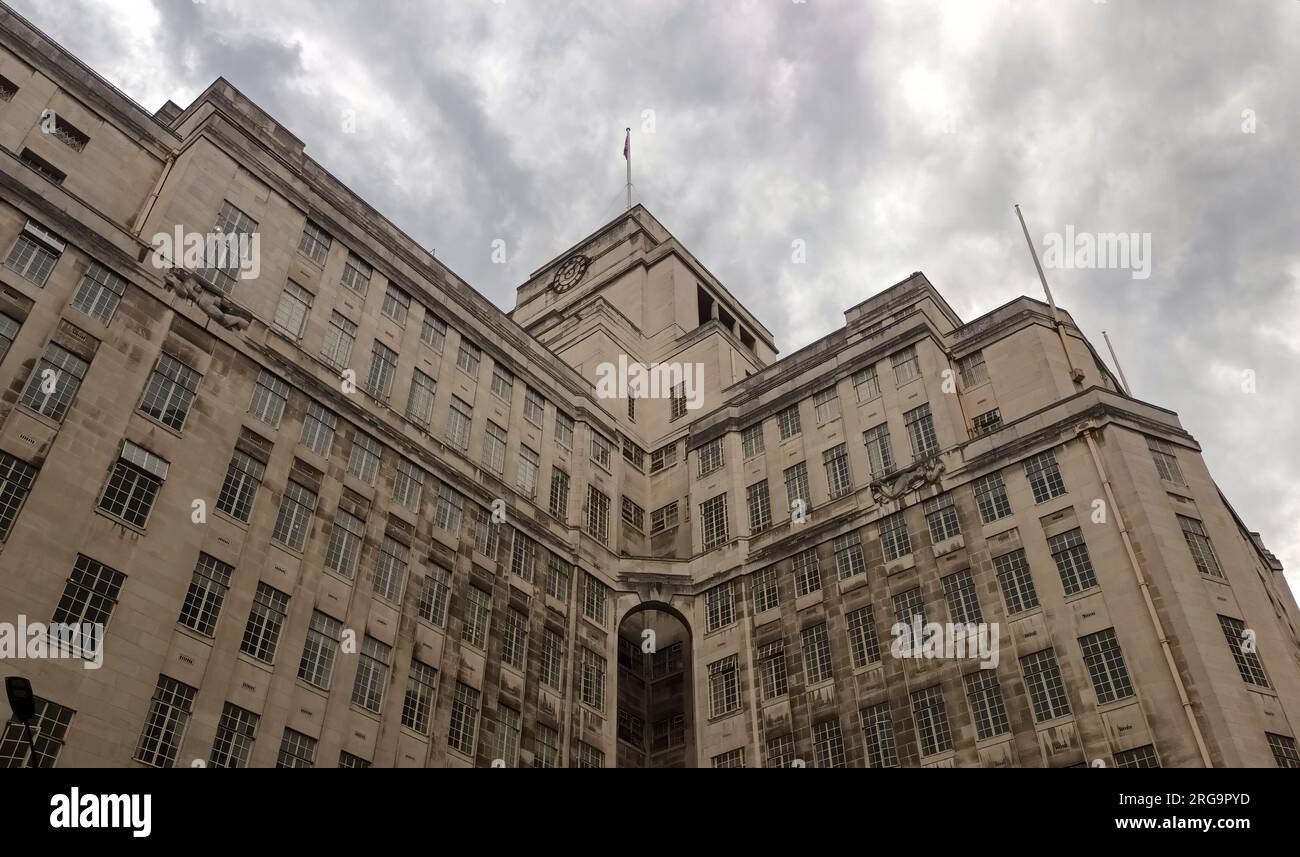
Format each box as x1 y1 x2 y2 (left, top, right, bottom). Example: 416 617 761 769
13 0 1299 590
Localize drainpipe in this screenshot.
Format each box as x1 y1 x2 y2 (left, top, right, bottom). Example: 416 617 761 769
130 148 178 237
1079 424 1213 767
740 592 762 766
560 564 581 767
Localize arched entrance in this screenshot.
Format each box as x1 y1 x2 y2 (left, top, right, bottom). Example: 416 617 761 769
615 602 695 768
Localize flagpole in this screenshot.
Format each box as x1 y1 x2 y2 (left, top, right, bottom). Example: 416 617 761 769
625 127 632 210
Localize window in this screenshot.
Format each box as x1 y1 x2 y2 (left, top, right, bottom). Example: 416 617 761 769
277 729 316 769
577 742 604 769
1114 745 1161 768
456 339 481 376
418 566 451 627
509 531 536 581
713 748 745 769
365 341 398 399
891 345 921 385
446 397 473 451
670 383 687 421
351 636 391 713
757 641 788 699
494 706 522 767
348 431 382 484
402 661 438 734
590 432 612 470
1048 528 1097 595
924 493 961 543
880 512 911 562
974 472 1012 523
271 480 315 550
746 481 771 533
741 424 765 459
650 502 678 534
209 703 258 769
861 703 899 768
700 493 729 549
51 554 125 630
0 311 19 365
517 446 540 497
813 720 847 768
554 411 574 449
373 536 409 602
489 364 515 402
893 587 926 628
911 685 952 756
6 221 64 286
846 606 881 667
545 557 570 601
1178 515 1222 577
958 351 988 387
784 462 810 514
706 581 736 631
393 458 425 511
766 733 797 768
479 421 507 475
802 623 833 684
300 403 337 458
650 442 677 473
47 113 90 151
533 725 560 769
549 467 569 519
324 509 365 579
708 655 740 716
99 441 168 528
178 553 233 637
793 547 821 597
471 506 501 557
0 74 16 101
777 404 802 440
198 202 257 295
753 566 779 613
297 220 331 264
215 450 264 523
863 424 895 477
541 627 565 689
434 482 463 534
342 752 375 772
340 252 371 295
583 573 609 625
964 671 1010 740
1025 450 1066 502
1219 615 1270 687
0 452 36 542
904 403 939 459
585 486 610 543
651 644 685 681
995 549 1039 615
581 647 606 711
240 583 289 662
621 496 644 532
248 370 289 427
139 353 205 431
134 676 195 767
697 438 724 477
1267 733 1300 769
943 569 983 625
273 280 313 339
463 586 492 649
420 312 446 350
971 409 1002 437
20 147 63 183
833 532 866 579
1079 628 1134 704
321 312 356 369
1020 649 1072 721
406 369 436 429
854 365 882 402
298 610 342 689
1148 436 1184 483
517 386 545 425
20 343 88 422
823 443 853 498
814 387 841 423
381 285 410 325
71 262 127 324
0 697 73 768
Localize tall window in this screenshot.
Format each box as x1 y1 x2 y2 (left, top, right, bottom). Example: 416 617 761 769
298 610 342 689
891 345 921 385
1025 450 1067 502
650 442 676 473
392 458 425 511
924 493 960 543
814 387 841 423
490 364 514 402
198 202 258 295
178 553 234 637
533 725 560 769
585 486 610 544
708 655 740 716
445 397 473 450
1178 515 1222 577
494 707 523 768
621 496 644 532
1219 615 1270 687
742 423 765 459
943 569 983 624
402 661 438 734
20 343 88 422
994 549 1039 615
784 461 810 513
904 403 939 459
812 720 847 768
752 566 779 613
911 685 952 756
418 565 451 627
958 351 988 387
880 512 911 562
541 627 565 689
1148 436 1184 483
971 409 1002 437
406 369 436 428
209 703 258 769
554 411 574 449
271 481 315 550
650 502 678 534
545 557 571 601
347 431 382 484
297 219 331 264
700 493 729 549
854 365 881 402
134 676 195 768
583 573 609 625
0 453 38 542
757 641 788 699
861 703 898 768
746 481 772 533
777 404 802 440
98 441 168 528
365 341 398 399
340 252 372 295
1078 628 1134 703
482 421 507 474
240 583 289 662
548 467 569 519
697 438 724 476
456 340 481 376
248 370 289 428
324 509 365 579
381 285 410 325
0 697 74 768
215 450 265 522
321 312 356 369
670 383 687 421
581 648 607 711
351 636 391 713
1114 746 1161 769
373 536 409 603
273 280 313 339
590 432 613 470
420 312 446 350
846 606 881 666
963 671 1010 739
6 221 64 286
833 532 866 578
277 729 316 768
501 608 529 669
1048 528 1097 595
801 623 833 684
71 262 127 324
793 547 821 597
509 530 536 581
705 581 735 631
862 424 894 477
434 482 463 534
974 472 1012 522
893 587 926 627
51 554 125 631
524 387 546 426
1020 648 1072 721
0 311 19 365
823 443 853 498
300 402 337 458
1267 734 1300 769
462 587 491 649
766 733 797 768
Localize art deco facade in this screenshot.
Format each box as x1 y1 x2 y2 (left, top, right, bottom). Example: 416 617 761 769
1 5 1298 769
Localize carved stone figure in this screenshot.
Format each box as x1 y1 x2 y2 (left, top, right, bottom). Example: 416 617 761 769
163 268 254 332
869 455 946 505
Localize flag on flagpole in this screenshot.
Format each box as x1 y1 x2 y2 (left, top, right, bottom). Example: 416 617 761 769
623 129 630 160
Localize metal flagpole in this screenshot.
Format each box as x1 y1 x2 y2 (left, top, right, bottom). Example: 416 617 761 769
1103 330 1132 396
625 127 632 210
1014 203 1082 386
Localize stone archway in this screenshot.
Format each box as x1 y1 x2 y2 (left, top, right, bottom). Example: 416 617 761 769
615 601 696 768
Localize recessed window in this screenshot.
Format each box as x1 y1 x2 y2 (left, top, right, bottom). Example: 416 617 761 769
853 365 881 402
365 341 398 399
490 364 514 401
139 354 201 431
67 262 125 325
239 582 289 663
974 472 1012 522
880 512 910 561
0 74 17 101
777 404 802 440
299 611 342 689
321 312 356 369
746 481 771 533
861 703 899 768
445 397 473 451
270 480 316 550
752 566 779 613
297 219 331 265
420 312 447 350
447 683 481 757
650 501 678 534
863 424 895 477
971 408 1002 437
845 606 880 666
650 442 676 473
904 403 939 459
402 661 438 734
942 569 983 624
1025 450 1066 503
1048 528 1097 595
350 635 391 713
456 340 481 376
741 423 764 459
708 655 740 716
1178 515 1222 577
757 641 787 699
209 703 258 769
705 580 736 631
700 493 729 549
554 411 574 449
197 202 257 296
823 443 853 498
135 676 195 768
964 671 1010 740
340 253 372 296
19 148 65 184
911 685 953 756
1078 627 1134 704
801 623 833 684
697 437 724 477
784 461 810 514
45 113 90 151
347 430 382 484
248 370 289 428
481 421 507 474
393 458 425 511
1020 648 1072 721
590 431 612 470
215 450 265 523
924 492 961 543
1219 615 1270 687
20 343 89 422
300 402 337 458
99 441 168 528
524 387 545 426
5 221 64 286
323 509 365 579
891 345 921 385
814 387 840 423
418 566 451 628
273 280 313 339
621 495 644 532
0 452 37 542
833 532 866 579
51 554 125 632
177 553 234 637
585 485 610 543
994 549 1039 615
813 720 847 769
277 729 316 769
548 467 569 519
958 351 988 387
1147 436 1184 483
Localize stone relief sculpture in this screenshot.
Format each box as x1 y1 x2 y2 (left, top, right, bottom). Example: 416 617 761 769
868 455 946 505
163 268 254 332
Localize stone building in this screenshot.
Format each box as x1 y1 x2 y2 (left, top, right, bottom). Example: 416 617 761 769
0 5 1297 769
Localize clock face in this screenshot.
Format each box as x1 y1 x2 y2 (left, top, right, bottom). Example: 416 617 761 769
550 254 590 293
